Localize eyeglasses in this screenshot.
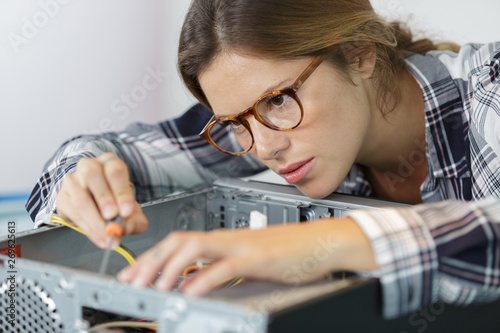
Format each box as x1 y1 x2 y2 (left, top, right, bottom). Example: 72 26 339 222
199 47 334 156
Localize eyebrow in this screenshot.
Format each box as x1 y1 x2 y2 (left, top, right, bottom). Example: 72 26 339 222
214 77 295 118
215 69 301 119
260 78 293 97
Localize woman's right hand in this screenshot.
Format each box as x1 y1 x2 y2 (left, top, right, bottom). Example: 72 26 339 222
55 153 148 249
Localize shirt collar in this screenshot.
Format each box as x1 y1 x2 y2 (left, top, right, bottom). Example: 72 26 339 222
405 53 470 179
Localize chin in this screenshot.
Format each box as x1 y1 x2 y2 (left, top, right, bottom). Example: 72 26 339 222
294 183 335 200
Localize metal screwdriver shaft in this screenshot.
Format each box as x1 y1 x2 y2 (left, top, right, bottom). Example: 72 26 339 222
98 184 134 275
98 216 124 275
98 237 114 275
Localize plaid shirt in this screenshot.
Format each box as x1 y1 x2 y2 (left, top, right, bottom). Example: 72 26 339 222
346 42 500 318
27 43 500 318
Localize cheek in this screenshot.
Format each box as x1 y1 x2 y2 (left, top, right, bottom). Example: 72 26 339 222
234 132 253 151
303 84 369 143
293 97 348 146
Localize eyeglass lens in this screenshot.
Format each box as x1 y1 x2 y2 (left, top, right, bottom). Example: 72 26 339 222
208 91 301 154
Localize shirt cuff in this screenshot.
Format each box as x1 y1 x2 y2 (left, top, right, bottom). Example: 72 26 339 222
347 207 439 318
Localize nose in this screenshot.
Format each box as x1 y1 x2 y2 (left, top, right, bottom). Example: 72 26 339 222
249 117 290 160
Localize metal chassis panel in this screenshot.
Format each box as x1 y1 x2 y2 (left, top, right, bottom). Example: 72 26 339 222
0 179 410 332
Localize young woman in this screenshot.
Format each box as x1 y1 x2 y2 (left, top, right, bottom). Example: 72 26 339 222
27 0 500 318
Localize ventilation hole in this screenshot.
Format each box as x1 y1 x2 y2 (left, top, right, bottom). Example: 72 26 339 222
0 277 64 332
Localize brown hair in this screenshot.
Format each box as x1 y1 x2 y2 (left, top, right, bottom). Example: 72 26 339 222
178 0 453 114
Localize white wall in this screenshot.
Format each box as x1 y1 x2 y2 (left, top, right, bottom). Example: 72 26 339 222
0 0 196 195
0 0 499 231
371 0 499 45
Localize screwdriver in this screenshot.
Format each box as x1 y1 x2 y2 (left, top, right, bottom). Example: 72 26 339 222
98 184 135 275
98 215 124 275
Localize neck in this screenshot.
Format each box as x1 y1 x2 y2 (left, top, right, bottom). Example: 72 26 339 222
356 68 428 204
357 69 426 175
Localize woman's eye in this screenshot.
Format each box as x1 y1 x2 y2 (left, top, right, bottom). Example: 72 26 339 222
228 121 241 129
262 94 289 110
219 120 245 133
270 94 285 106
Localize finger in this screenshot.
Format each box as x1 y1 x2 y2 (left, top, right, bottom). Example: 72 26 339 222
181 257 246 297
57 191 105 247
150 229 242 290
154 233 213 291
117 250 158 284
55 186 82 226
117 231 189 286
57 175 108 248
118 247 167 288
97 154 135 219
75 157 117 220
121 202 148 235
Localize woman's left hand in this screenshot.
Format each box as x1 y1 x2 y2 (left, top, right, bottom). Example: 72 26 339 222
117 217 377 296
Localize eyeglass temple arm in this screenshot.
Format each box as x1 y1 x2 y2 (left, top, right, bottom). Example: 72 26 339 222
291 45 336 91
199 115 216 137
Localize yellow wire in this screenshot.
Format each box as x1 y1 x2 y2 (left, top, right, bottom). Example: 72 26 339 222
52 215 158 331
230 278 244 287
50 215 136 266
114 246 136 265
182 264 243 288
89 320 157 331
51 215 243 289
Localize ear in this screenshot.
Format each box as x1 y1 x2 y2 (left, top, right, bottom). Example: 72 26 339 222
353 42 376 80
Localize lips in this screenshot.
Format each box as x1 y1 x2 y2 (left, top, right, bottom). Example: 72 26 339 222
279 158 315 184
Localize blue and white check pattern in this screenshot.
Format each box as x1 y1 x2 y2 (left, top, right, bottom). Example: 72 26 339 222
347 42 500 318
27 43 500 319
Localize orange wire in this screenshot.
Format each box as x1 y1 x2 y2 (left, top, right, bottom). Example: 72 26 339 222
182 264 208 280
181 264 243 288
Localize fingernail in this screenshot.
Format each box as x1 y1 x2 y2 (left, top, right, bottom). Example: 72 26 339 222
183 284 201 297
102 204 117 220
98 239 108 249
155 278 168 291
117 268 130 281
132 277 147 288
120 201 134 217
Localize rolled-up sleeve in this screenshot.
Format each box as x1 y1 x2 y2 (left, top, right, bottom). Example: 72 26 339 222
347 197 500 318
26 104 266 227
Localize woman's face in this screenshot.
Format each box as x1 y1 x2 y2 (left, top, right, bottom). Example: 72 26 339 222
199 52 375 199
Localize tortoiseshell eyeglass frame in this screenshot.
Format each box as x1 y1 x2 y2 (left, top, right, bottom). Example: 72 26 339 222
200 46 336 156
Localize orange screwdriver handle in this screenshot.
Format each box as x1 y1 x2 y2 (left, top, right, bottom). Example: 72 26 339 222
105 217 124 238
104 184 134 238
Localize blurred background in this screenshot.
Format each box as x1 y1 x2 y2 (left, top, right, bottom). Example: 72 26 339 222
1 0 499 233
